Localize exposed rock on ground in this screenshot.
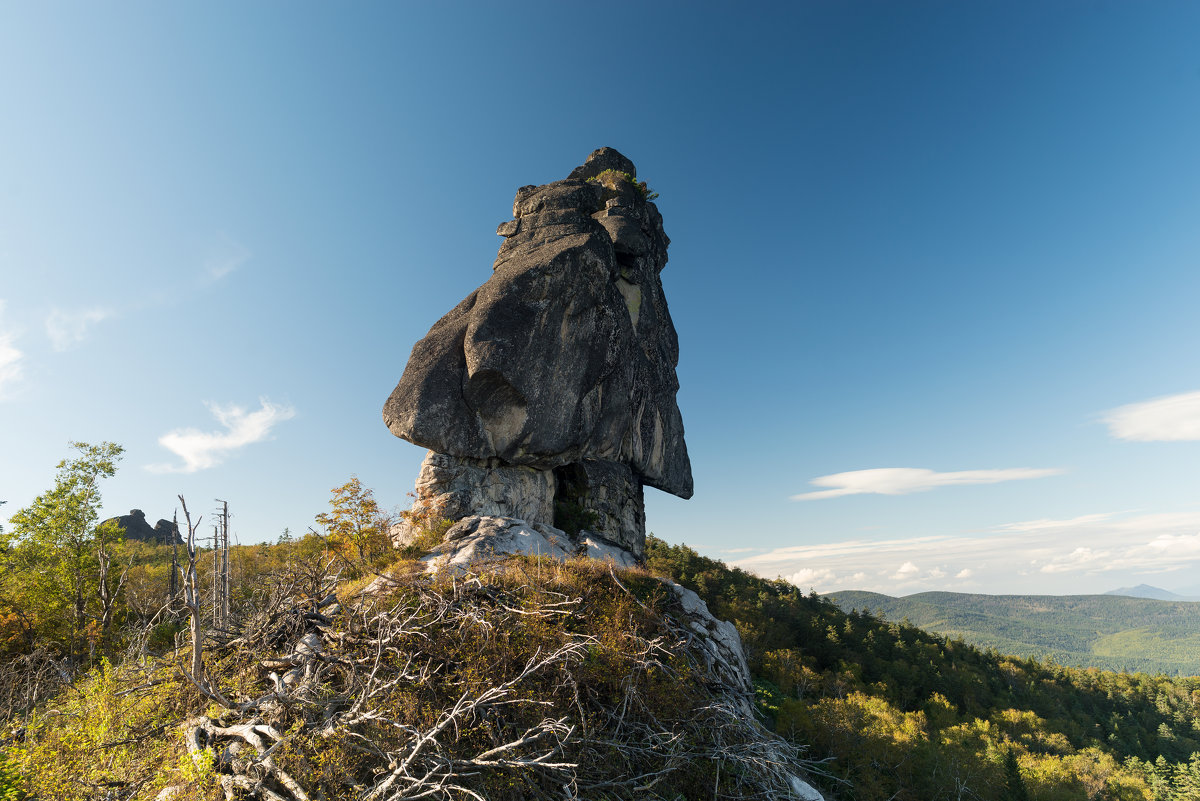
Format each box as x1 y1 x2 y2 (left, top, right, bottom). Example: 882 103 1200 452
406 514 640 574
427 515 576 567
384 147 691 556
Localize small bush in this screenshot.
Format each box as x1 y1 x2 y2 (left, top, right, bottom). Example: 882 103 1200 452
393 487 457 558
587 168 659 200
16 658 195 800
0 751 24 801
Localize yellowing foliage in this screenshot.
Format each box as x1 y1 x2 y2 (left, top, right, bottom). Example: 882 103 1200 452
314 475 393 569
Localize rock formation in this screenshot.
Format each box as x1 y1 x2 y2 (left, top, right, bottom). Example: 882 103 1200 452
384 147 691 559
99 509 183 546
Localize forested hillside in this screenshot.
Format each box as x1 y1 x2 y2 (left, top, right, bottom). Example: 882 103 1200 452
827 589 1200 676
646 539 1200 800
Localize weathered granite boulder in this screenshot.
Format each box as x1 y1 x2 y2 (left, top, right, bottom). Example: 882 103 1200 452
99 509 183 546
390 452 556 547
384 148 691 555
425 516 576 570
416 514 639 575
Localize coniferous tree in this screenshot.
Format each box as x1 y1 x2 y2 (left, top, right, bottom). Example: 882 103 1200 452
999 748 1030 801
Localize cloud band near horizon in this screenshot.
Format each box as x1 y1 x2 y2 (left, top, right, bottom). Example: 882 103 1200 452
791 466 1064 501
732 510 1200 595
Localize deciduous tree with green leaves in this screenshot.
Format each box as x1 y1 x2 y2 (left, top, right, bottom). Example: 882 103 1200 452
4 441 124 663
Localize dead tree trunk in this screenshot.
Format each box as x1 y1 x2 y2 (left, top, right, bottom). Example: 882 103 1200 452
96 542 129 639
177 495 205 686
169 512 180 606
208 499 232 631
221 504 230 629
212 523 220 629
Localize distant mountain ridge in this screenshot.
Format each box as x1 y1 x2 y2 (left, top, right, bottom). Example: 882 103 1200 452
1104 583 1200 602
825 589 1200 676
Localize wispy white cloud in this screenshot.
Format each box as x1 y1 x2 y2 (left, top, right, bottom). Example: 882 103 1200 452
13 234 248 368
1120 531 1200 572
791 467 1063 501
733 510 1200 595
995 512 1119 533
45 307 115 351
1104 390 1200 442
148 398 296 473
202 234 250 282
0 301 23 399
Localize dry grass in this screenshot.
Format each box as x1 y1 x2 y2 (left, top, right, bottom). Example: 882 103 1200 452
11 555 811 801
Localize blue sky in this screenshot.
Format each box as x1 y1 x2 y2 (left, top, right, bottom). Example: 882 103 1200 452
3 1 1200 597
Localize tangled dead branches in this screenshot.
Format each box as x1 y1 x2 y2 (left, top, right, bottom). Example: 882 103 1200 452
177 560 815 800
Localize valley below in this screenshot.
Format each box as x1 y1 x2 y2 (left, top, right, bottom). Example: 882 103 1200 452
827 589 1200 676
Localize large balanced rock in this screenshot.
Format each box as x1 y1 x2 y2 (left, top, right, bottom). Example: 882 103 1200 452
384 148 691 557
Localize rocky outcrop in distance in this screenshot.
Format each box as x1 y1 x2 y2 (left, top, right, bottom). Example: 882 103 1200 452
99 509 182 546
384 147 691 559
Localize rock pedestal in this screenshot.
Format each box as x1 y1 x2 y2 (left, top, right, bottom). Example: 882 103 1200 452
390 451 555 546
384 147 691 559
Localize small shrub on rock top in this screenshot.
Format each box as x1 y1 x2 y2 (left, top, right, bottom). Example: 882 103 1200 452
587 168 659 200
